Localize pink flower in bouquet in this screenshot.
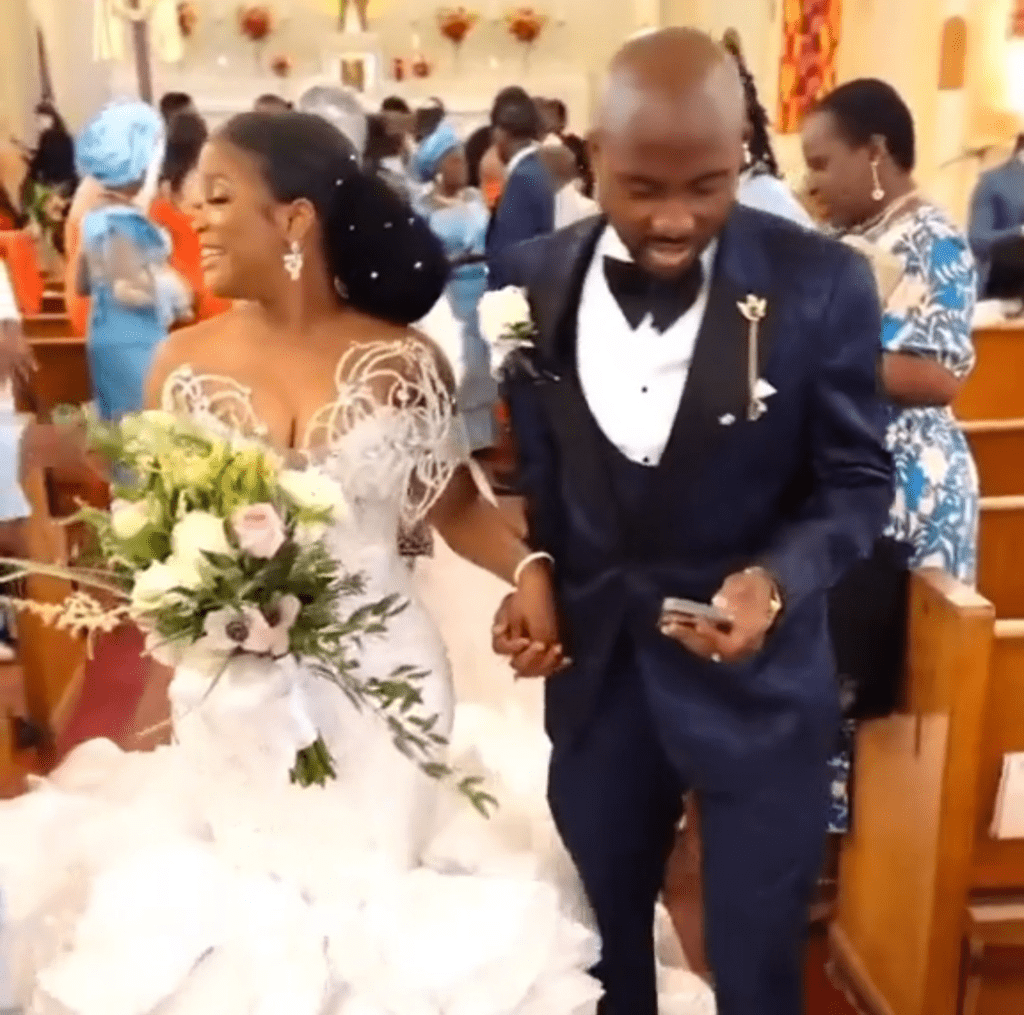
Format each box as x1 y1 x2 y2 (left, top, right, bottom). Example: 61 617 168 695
232 503 286 558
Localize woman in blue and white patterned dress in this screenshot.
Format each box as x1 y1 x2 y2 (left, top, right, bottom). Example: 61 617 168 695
803 79 979 833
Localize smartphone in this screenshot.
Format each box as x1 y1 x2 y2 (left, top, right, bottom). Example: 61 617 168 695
661 596 734 632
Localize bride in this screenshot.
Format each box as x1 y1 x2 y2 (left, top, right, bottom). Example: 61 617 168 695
0 110 711 1015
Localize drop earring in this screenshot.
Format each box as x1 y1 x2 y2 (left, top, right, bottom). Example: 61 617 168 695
283 240 304 282
743 142 752 168
870 160 885 202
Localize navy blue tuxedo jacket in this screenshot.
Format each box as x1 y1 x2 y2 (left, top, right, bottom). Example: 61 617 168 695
485 152 554 271
493 207 894 790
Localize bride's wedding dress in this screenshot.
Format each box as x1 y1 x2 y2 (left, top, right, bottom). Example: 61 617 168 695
0 340 714 1015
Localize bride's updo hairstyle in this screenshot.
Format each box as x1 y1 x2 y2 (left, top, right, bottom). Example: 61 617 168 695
219 110 449 326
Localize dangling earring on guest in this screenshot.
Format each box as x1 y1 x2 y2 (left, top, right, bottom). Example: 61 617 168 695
870 159 885 202
743 142 752 169
283 240 304 281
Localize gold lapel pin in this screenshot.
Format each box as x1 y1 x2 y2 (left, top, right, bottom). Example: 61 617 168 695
737 294 769 421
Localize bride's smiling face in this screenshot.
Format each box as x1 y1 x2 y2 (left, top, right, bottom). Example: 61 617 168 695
193 138 292 300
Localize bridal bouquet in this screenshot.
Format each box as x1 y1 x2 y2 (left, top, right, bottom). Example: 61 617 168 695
2 410 493 811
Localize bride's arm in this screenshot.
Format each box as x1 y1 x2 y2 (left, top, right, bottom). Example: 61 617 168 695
430 466 532 587
430 467 564 670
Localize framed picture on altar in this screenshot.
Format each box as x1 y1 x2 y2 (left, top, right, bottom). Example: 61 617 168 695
326 51 378 93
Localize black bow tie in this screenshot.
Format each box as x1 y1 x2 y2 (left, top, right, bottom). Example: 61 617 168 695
603 256 704 333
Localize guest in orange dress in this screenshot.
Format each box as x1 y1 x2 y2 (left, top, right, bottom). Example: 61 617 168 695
148 111 229 323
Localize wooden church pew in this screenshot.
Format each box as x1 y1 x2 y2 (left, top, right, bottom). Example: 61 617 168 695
13 437 88 758
957 323 1024 422
829 571 996 1015
963 420 1024 498
977 497 1024 619
14 334 90 420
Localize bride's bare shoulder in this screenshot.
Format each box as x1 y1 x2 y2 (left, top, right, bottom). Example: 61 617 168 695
145 306 251 408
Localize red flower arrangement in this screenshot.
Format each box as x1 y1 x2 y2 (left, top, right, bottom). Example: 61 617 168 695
270 53 292 77
505 7 546 45
238 4 273 42
437 7 478 47
177 1 198 38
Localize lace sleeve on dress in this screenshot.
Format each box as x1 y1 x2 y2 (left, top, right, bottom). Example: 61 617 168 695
303 338 469 526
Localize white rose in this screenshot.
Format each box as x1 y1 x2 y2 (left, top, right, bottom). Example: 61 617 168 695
130 556 202 614
278 469 349 523
478 286 531 347
171 511 234 574
294 521 328 547
110 497 155 540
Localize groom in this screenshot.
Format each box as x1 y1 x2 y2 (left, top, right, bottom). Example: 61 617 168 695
491 28 892 1015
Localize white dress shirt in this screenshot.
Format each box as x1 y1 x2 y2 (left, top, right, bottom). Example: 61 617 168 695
577 226 716 467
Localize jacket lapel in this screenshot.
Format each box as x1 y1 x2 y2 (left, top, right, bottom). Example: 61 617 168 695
529 217 622 538
652 207 780 510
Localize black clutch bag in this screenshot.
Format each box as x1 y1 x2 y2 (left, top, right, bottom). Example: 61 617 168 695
827 537 914 721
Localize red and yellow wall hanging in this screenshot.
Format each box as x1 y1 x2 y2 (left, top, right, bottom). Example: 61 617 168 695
777 0 843 134
1012 0 1024 36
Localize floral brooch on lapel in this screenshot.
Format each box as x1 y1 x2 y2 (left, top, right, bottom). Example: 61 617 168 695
737 294 775 421
479 286 550 382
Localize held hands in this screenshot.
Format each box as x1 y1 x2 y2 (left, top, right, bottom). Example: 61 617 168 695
492 559 570 678
659 568 781 665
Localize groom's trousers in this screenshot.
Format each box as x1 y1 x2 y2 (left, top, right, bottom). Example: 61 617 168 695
547 640 832 1015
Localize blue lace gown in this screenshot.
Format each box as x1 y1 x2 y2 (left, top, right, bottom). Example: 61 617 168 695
416 190 495 451
81 206 176 420
829 200 979 833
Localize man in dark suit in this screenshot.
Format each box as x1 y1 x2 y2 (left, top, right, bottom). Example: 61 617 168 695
491 29 892 1015
485 86 555 270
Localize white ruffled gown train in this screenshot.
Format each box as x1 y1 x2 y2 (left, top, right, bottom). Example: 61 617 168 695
0 344 715 1015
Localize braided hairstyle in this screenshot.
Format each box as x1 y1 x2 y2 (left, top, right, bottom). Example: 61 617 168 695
722 31 781 179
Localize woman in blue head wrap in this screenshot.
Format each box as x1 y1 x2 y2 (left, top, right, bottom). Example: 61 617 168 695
75 100 192 420
413 121 495 451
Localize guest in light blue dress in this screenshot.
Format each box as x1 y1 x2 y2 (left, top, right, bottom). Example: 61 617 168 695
75 101 187 420
413 121 495 450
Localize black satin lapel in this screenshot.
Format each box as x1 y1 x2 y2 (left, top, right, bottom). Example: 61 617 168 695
530 219 621 538
531 217 605 364
653 238 780 502
655 268 748 483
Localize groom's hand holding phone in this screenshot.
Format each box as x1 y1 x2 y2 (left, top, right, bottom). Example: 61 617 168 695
659 567 782 664
492 557 568 678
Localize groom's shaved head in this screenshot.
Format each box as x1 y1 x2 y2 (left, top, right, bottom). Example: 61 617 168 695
597 28 745 138
591 28 745 280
